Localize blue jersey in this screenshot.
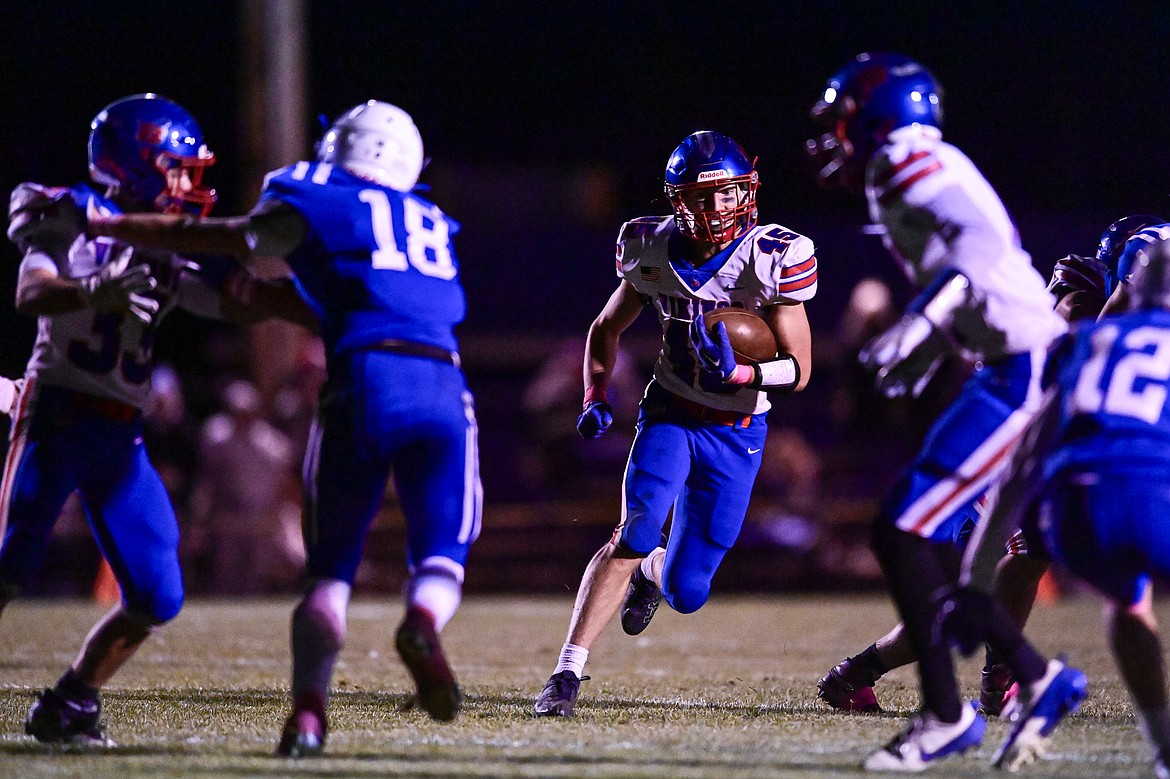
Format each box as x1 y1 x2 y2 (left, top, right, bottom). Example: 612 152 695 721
1046 309 1170 473
258 162 465 357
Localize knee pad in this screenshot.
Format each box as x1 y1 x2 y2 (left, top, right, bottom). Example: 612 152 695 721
126 589 183 626
611 537 650 560
663 576 709 615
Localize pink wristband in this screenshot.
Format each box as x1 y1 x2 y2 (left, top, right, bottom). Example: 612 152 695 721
727 364 756 385
583 386 607 407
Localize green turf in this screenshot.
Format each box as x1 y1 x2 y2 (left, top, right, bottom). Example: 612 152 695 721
0 594 1158 777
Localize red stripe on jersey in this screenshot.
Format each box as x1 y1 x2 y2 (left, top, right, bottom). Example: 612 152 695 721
908 426 1022 534
781 255 817 278
878 161 943 207
874 150 934 188
778 271 818 293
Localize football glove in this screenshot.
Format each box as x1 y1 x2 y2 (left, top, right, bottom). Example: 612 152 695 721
691 311 736 380
858 314 948 398
576 400 613 439
77 247 160 325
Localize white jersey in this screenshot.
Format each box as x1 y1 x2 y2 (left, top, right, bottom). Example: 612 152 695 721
866 126 1066 359
8 183 227 409
616 215 817 415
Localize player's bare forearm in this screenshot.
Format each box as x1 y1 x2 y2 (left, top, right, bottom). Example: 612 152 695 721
89 213 253 257
767 302 812 391
15 267 87 316
584 281 643 396
219 272 320 332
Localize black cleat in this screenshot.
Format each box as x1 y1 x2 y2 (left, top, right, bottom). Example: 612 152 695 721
620 566 662 636
534 670 588 717
817 658 881 713
25 688 111 746
396 607 462 722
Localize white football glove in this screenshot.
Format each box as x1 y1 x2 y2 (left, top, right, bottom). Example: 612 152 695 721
859 314 950 399
77 247 160 325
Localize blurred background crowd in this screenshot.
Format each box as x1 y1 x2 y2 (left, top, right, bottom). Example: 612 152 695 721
4 1 1165 599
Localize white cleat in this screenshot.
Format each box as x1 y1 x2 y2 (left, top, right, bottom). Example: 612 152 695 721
864 701 986 772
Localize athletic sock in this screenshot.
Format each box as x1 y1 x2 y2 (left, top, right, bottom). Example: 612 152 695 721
553 643 589 678
854 643 889 682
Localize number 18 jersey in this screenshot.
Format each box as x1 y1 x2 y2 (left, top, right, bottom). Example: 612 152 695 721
258 163 466 358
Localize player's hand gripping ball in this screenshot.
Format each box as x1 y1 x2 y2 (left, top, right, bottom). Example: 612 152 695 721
692 308 777 382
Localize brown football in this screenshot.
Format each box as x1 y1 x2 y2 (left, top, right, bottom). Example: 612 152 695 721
705 307 778 362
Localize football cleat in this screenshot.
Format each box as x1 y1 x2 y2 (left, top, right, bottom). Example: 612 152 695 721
818 657 882 713
620 566 662 636
533 670 588 717
275 707 327 758
994 658 1087 771
863 702 985 772
978 662 1016 717
395 606 462 722
25 688 112 746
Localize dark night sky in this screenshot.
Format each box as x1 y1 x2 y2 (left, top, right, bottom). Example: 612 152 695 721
2 1 1168 376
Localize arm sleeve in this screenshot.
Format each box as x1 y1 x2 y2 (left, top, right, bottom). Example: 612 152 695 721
244 200 309 257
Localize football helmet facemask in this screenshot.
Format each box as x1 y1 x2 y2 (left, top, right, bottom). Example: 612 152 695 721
317 100 425 192
664 131 758 244
88 93 216 216
807 52 942 190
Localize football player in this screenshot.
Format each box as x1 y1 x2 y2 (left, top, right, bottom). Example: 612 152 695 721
88 100 482 756
807 53 1086 771
977 215 1166 714
956 236 1170 778
532 130 814 717
1 93 310 746
816 229 1127 719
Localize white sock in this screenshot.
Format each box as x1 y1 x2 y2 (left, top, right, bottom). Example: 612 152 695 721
406 557 464 632
553 643 589 677
1139 706 1170 758
640 546 666 587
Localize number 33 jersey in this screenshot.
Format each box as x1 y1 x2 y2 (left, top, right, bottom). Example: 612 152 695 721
10 183 228 408
258 162 465 358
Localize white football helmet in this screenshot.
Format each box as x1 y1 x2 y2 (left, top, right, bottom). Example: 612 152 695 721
317 100 425 191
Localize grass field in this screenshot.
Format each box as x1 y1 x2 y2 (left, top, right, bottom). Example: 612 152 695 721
0 594 1159 778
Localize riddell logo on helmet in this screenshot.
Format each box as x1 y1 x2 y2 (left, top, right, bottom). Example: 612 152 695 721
697 171 729 181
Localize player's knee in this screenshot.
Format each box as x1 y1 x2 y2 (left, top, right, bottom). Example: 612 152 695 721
127 589 183 625
611 537 653 559
870 520 908 565
663 577 710 615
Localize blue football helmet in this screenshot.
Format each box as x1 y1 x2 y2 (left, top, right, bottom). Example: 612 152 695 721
664 131 758 243
807 52 943 189
88 93 216 215
1095 214 1166 293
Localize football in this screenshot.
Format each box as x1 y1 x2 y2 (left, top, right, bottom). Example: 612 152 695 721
705 307 778 362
